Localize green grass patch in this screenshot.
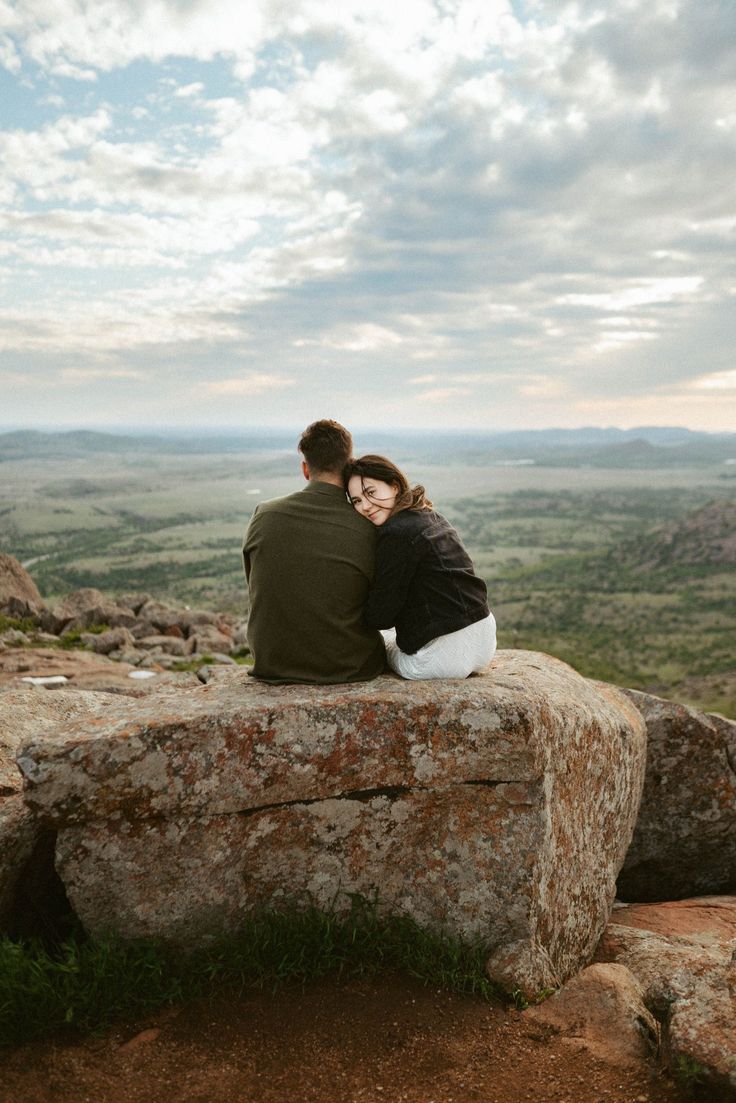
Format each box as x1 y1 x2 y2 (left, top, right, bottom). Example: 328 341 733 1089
0 896 507 1048
0 613 38 634
57 624 110 649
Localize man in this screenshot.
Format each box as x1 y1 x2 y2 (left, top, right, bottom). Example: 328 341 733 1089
242 419 386 683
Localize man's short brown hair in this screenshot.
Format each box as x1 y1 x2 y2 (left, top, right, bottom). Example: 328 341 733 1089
298 419 353 475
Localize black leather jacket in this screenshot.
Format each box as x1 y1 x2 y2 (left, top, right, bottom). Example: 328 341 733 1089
363 508 490 655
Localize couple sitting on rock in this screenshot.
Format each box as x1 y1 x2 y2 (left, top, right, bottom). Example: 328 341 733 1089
242 419 496 684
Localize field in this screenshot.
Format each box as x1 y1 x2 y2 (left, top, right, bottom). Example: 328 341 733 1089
1 431 734 717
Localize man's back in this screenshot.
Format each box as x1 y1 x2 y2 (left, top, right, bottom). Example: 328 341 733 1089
243 481 386 683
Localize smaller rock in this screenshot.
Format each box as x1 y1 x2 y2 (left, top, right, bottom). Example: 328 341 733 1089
137 635 188 657
119 1027 161 1052
189 629 234 655
0 629 30 646
131 620 156 639
595 897 736 1093
81 627 136 655
523 963 658 1067
0 555 44 617
114 593 153 615
114 649 149 665
55 588 136 633
136 600 182 633
617 689 736 901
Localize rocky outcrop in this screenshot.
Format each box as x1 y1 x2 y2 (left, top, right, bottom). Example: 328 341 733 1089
0 554 44 618
0 556 248 685
617 690 736 901
595 897 736 1094
17 651 647 997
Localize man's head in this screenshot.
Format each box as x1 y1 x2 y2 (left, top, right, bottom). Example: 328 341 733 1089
298 419 353 480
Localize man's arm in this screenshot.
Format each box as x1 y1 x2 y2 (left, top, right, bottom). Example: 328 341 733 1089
242 504 260 584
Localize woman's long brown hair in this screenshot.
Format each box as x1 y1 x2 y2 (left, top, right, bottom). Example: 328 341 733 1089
343 454 432 516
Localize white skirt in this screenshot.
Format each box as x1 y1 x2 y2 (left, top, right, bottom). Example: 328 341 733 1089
381 613 496 681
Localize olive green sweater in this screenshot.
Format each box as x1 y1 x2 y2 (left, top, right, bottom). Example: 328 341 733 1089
242 480 386 683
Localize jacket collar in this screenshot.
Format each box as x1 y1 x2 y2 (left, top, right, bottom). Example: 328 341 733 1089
303 480 346 497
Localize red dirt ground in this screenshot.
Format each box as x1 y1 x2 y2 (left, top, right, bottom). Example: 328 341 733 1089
0 975 695 1103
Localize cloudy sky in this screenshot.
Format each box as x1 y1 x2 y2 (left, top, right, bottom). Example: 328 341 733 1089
1 0 734 431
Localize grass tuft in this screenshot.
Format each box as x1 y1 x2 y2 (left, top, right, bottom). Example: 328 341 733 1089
0 896 503 1047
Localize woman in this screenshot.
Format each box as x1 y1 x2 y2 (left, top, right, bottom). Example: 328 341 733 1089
344 454 496 680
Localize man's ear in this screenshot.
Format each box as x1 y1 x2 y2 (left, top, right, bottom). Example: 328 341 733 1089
301 459 310 481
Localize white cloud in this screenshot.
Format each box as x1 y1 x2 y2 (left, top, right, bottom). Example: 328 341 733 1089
415 386 474 403
593 330 659 353
60 368 144 383
690 370 736 392
175 82 204 98
561 277 704 311
296 324 403 352
203 373 295 395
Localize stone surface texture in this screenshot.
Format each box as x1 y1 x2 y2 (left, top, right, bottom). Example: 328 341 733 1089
19 651 647 996
0 686 118 929
617 689 736 902
595 896 736 1093
1 686 114 794
0 554 44 617
523 962 658 1066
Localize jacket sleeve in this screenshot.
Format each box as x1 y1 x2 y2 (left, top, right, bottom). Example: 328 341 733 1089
363 528 417 629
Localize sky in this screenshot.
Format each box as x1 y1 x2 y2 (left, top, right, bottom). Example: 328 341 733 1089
1 0 735 432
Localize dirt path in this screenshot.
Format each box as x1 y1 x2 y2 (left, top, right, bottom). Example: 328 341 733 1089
0 975 692 1103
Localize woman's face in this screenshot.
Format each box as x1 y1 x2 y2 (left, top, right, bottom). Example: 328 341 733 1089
347 474 398 525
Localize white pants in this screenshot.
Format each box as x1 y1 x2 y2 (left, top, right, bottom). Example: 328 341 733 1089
381 613 497 680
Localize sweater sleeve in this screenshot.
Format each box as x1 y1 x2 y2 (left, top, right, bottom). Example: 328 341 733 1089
363 527 417 629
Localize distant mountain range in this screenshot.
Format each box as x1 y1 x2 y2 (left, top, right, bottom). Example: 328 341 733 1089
1 426 735 468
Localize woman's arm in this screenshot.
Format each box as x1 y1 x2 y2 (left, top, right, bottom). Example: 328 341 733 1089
363 528 417 628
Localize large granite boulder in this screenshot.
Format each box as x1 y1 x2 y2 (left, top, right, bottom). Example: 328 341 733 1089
17 651 647 997
617 690 736 902
0 554 44 618
595 897 736 1094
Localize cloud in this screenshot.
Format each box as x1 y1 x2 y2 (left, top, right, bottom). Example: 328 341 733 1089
560 277 704 311
60 368 145 383
295 324 403 352
202 373 296 395
415 386 474 403
0 0 734 430
691 369 736 392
